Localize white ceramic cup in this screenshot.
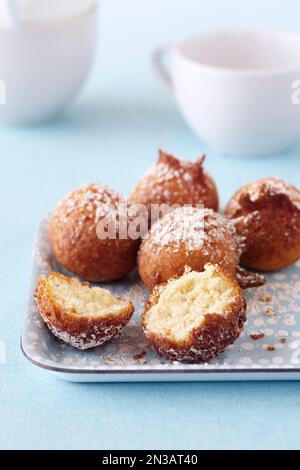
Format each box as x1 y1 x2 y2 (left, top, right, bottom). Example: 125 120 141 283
153 30 300 156
0 1 97 125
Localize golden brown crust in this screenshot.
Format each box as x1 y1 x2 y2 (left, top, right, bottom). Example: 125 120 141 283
129 151 219 223
142 266 247 363
49 184 139 282
35 273 134 350
138 207 240 289
225 178 300 271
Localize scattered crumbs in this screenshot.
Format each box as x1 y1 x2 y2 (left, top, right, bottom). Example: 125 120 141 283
104 356 118 365
267 346 276 352
259 293 273 302
266 307 276 317
250 333 265 341
133 350 147 361
280 338 287 344
237 267 266 289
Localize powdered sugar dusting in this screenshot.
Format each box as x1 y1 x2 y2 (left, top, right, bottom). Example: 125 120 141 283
130 151 218 211
56 183 126 225
146 207 238 255
143 154 201 185
226 178 300 269
40 310 124 351
51 183 139 247
247 178 300 210
228 177 300 215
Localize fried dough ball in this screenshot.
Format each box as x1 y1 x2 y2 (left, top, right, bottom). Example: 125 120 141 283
142 264 247 363
129 150 218 225
225 178 300 271
36 272 134 350
49 184 139 282
138 207 240 289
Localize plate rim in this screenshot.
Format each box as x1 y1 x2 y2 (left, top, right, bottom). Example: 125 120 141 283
20 336 300 375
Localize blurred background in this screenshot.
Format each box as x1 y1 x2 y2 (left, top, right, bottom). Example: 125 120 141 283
3 0 299 199
98 0 300 105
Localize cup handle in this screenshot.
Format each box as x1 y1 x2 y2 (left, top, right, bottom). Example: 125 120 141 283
153 44 173 95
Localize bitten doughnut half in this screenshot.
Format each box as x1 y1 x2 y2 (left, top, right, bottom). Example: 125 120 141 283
142 264 247 363
225 178 300 271
35 273 134 350
138 207 240 289
129 150 219 224
49 183 139 282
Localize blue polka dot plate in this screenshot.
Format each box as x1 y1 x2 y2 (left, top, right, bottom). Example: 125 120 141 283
21 219 300 382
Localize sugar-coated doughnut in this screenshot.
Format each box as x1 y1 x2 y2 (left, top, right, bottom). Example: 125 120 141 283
129 150 218 225
49 183 139 282
138 207 240 289
225 178 300 271
142 264 247 363
35 272 134 350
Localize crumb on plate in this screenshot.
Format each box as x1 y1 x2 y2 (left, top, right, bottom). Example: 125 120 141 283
250 333 265 341
259 293 273 302
266 307 276 317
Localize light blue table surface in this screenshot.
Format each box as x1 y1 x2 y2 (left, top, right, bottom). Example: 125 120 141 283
1 0 300 450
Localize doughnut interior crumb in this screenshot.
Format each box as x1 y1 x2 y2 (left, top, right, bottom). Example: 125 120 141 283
46 274 130 318
145 264 237 343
